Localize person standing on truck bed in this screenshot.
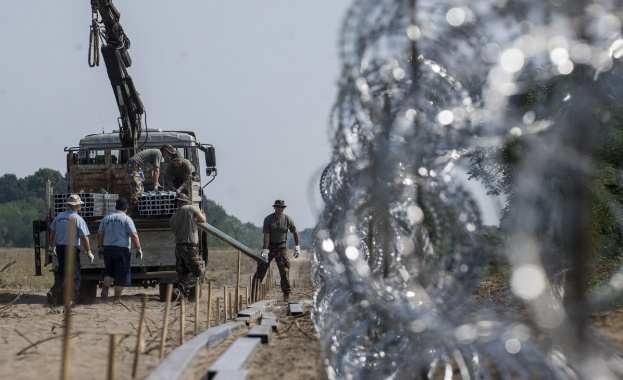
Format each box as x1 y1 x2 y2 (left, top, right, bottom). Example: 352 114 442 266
47 194 94 307
252 199 300 302
125 144 176 202
169 193 206 301
96 198 142 303
165 152 196 195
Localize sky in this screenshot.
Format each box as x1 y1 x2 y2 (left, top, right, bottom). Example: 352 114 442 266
0 1 352 229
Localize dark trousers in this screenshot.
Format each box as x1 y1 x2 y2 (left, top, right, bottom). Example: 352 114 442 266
253 242 291 296
175 244 204 296
49 245 82 299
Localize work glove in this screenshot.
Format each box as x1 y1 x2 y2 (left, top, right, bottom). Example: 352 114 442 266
261 249 269 260
86 251 95 264
98 248 105 260
294 246 301 259
47 246 56 257
136 248 143 260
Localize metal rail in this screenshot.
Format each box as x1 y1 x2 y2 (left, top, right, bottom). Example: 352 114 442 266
196 222 268 265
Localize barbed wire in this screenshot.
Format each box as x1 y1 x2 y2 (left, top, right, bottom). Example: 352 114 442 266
312 0 623 379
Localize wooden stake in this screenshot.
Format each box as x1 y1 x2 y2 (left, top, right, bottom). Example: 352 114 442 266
194 283 200 335
228 292 233 319
215 297 220 326
107 334 117 380
159 283 173 359
132 294 148 378
61 223 77 380
235 251 241 315
223 286 227 321
206 281 212 329
180 297 186 345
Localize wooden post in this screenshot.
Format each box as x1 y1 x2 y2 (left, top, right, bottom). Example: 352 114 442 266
223 286 227 321
215 297 221 326
159 283 173 359
107 334 118 380
245 286 249 308
132 294 148 378
228 292 233 319
235 251 241 315
194 283 200 335
180 297 186 345
61 223 77 380
206 281 212 329
249 276 253 304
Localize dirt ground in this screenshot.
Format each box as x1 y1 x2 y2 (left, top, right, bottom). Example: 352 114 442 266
1 250 623 380
0 250 319 380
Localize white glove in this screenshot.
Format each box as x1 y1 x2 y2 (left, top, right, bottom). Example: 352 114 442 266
294 246 301 259
261 249 269 260
48 246 57 257
136 248 143 260
86 251 95 263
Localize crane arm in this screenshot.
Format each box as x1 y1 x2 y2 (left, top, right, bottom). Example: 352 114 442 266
90 0 144 153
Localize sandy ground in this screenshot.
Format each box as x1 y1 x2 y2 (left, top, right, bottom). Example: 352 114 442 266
2 251 622 380
0 251 320 380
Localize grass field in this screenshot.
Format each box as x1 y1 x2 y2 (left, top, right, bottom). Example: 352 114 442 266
0 248 54 289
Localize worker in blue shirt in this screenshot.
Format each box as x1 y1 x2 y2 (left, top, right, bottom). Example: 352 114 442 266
47 194 93 307
97 197 142 303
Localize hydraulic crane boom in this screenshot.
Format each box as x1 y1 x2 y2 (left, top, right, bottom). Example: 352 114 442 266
89 0 144 156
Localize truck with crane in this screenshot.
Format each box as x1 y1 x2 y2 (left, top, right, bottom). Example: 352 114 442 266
32 0 222 304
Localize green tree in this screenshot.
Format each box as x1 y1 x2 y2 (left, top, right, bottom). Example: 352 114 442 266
0 198 45 247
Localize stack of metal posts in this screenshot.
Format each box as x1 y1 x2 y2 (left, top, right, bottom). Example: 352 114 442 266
137 191 177 215
54 193 119 217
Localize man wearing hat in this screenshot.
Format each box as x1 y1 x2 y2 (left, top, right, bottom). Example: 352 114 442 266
125 144 176 203
164 152 196 194
169 193 206 301
47 194 94 306
252 199 300 302
96 197 142 303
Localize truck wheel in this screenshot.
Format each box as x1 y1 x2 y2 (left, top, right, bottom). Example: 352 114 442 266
78 281 98 304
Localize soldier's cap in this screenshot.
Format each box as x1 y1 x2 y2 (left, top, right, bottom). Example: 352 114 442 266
161 144 176 154
170 152 182 160
176 193 190 203
273 199 286 208
115 197 129 211
67 194 84 206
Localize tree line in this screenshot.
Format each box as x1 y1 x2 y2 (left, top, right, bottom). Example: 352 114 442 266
0 169 311 250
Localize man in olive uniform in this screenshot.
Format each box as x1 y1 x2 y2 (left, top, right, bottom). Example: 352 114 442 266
169 193 206 301
165 153 195 194
125 144 176 203
252 199 300 302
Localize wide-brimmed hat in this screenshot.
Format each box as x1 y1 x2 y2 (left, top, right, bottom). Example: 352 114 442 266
176 193 190 203
273 199 286 208
67 194 84 206
161 144 176 154
115 197 129 211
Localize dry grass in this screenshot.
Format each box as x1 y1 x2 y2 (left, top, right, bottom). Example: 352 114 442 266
0 248 54 289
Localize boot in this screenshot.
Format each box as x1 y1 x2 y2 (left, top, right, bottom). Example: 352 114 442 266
46 291 56 307
283 293 290 302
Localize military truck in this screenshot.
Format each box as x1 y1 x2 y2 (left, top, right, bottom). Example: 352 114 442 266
31 1 218 303
33 129 216 303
